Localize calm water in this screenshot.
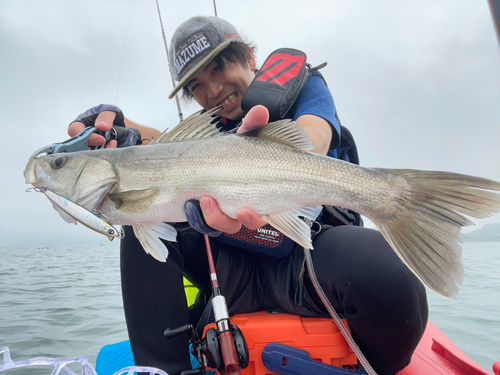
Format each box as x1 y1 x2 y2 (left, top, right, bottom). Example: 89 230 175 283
0 242 499 373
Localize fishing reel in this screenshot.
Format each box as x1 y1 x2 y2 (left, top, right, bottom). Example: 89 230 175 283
164 322 249 375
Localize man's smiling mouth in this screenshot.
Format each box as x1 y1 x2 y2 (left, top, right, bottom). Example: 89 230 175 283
219 93 237 110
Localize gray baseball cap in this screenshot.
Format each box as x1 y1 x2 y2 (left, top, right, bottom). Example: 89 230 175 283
168 16 243 99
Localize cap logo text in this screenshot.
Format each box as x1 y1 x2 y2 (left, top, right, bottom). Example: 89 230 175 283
174 32 212 75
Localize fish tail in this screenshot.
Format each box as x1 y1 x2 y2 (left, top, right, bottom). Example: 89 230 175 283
371 169 500 299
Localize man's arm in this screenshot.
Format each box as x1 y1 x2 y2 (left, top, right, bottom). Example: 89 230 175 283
124 118 161 145
295 114 332 156
68 110 161 147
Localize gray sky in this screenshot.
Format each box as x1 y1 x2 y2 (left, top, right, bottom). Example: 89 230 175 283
1 0 499 246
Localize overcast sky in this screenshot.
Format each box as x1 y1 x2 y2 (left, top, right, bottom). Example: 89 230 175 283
1 0 499 247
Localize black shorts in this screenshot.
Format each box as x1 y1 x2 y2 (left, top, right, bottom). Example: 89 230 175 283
120 225 428 375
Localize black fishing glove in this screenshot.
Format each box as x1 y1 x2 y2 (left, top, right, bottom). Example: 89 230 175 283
71 104 142 148
72 104 125 128
113 127 142 148
184 199 222 237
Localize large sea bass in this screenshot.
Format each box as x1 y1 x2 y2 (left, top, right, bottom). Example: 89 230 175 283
24 109 500 299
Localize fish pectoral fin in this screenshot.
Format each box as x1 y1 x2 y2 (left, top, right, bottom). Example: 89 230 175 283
50 201 77 225
109 188 160 213
263 206 323 249
132 222 178 262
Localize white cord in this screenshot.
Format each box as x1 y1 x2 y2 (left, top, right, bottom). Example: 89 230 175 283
303 247 378 375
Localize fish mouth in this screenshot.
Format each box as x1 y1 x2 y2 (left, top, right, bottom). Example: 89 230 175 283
217 93 238 111
24 158 48 188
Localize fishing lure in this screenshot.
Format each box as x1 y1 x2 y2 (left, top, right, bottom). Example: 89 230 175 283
39 188 122 241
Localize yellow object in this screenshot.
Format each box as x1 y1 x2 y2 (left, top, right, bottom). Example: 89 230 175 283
183 278 199 307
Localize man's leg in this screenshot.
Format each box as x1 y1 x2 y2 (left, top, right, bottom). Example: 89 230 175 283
120 226 191 375
305 226 428 375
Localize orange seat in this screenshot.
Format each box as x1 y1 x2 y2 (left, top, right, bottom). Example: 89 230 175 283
204 311 357 375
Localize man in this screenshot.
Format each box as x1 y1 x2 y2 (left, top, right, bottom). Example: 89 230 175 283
69 16 427 375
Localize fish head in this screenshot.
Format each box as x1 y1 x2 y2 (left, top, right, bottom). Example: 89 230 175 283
24 151 118 211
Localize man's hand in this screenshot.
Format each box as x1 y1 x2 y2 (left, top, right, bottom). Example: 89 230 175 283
236 104 269 133
68 105 124 148
200 105 269 233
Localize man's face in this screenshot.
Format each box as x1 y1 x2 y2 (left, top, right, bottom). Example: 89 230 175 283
185 52 256 120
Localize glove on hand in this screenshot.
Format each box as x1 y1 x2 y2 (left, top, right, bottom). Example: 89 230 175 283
184 199 222 237
71 104 125 128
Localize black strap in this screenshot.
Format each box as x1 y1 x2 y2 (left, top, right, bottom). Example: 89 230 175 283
194 294 214 338
337 125 360 165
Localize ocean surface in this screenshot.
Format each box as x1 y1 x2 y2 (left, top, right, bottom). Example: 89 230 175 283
0 242 499 374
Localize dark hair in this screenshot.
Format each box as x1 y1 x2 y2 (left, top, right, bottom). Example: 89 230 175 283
181 41 257 100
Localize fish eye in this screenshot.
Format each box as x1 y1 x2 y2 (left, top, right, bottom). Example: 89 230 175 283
52 156 67 169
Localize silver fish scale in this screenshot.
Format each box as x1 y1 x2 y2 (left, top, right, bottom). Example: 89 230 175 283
107 134 402 220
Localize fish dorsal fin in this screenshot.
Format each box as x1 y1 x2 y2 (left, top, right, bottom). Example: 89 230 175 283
238 119 314 151
153 107 222 144
263 205 323 249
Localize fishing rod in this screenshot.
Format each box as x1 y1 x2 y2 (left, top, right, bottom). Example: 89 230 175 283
489 0 500 47
199 3 246 372
203 236 242 375
212 0 218 16
163 230 247 375
155 0 183 122
155 1 246 373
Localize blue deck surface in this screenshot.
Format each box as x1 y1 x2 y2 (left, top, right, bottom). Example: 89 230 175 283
95 340 213 375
